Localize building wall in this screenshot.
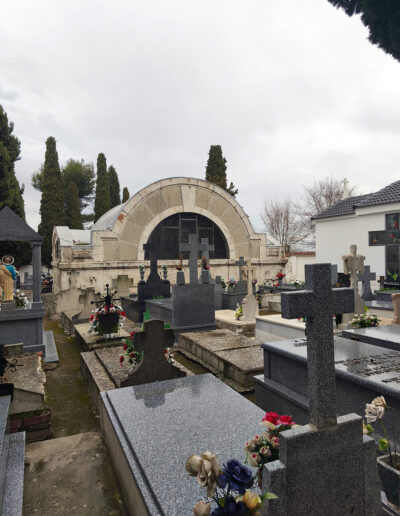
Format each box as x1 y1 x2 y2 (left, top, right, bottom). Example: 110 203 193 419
315 211 386 275
52 178 287 314
285 253 316 282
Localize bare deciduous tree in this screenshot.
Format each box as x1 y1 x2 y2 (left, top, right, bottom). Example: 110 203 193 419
295 178 357 246
261 199 307 251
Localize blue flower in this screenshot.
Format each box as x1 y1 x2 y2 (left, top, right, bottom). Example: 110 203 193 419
221 459 253 494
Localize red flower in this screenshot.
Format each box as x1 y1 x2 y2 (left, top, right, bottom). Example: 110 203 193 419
121 311 126 317
110 304 114 308
129 352 134 357
277 415 294 426
276 272 286 279
123 344 128 350
119 356 124 363
130 331 135 337
90 315 95 321
262 412 279 424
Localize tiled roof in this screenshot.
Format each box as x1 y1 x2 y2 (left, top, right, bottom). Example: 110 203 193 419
355 180 400 208
311 194 371 220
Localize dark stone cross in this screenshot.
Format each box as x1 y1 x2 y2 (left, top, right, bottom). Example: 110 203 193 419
281 263 354 429
234 256 246 281
199 238 215 261
143 241 161 281
357 265 376 301
180 234 213 284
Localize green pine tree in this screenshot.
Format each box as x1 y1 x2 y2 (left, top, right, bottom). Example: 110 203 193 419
94 153 110 222
65 181 83 229
108 165 121 208
205 145 238 197
122 187 130 203
38 137 65 266
0 106 30 264
327 0 400 62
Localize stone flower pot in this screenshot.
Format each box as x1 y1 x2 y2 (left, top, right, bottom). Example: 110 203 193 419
378 454 400 507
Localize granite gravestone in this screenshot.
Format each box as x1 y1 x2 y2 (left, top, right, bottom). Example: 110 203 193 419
259 264 380 515
221 256 248 310
358 265 376 301
100 374 266 515
331 264 338 287
120 319 185 387
0 207 45 354
146 239 216 337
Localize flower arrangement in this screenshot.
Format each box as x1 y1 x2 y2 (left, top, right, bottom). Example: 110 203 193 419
351 307 380 328
129 291 138 300
276 272 285 280
235 304 242 320
220 278 226 290
252 279 258 285
293 280 305 288
13 289 27 308
387 270 399 282
244 412 298 476
363 396 400 469
119 331 143 368
88 303 125 334
138 264 145 272
176 254 183 271
186 451 276 515
164 347 175 364
201 256 210 270
162 264 167 271
227 278 237 288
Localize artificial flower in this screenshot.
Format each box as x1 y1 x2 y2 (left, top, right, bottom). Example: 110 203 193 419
241 490 261 510
262 412 279 425
218 459 253 495
186 452 222 497
193 500 211 516
365 403 385 423
276 415 293 426
371 396 387 409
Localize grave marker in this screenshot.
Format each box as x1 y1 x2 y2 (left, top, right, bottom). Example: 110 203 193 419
281 263 354 428
357 265 376 301
342 244 365 315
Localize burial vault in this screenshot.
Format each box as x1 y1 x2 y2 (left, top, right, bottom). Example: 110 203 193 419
52 177 285 314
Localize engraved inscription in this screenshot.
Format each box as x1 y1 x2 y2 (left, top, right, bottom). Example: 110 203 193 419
335 352 400 377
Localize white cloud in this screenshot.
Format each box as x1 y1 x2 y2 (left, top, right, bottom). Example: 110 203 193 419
1 0 399 234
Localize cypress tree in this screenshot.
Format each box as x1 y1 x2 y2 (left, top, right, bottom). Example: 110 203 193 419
65 181 83 229
205 145 238 197
122 187 130 203
94 153 110 222
38 137 65 266
108 165 121 207
0 106 29 264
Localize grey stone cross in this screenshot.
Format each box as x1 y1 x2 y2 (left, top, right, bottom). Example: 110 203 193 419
143 241 161 281
179 234 201 284
281 263 354 429
357 265 376 301
242 259 256 296
234 256 246 281
199 238 214 262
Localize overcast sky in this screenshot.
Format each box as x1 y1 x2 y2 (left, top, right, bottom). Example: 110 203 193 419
1 0 400 233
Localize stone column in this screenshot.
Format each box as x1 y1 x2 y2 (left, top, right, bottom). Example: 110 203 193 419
31 242 42 305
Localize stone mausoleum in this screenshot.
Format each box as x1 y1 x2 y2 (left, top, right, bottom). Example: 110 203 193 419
52 177 286 314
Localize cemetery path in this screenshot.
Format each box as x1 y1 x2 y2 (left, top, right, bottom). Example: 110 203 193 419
23 319 127 515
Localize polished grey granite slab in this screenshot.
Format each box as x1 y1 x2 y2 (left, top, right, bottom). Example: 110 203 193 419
342 325 400 351
261 336 400 397
365 300 393 311
43 330 58 363
101 374 264 515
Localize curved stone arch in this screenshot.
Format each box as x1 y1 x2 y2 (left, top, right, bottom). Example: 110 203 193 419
101 177 266 261
136 206 236 261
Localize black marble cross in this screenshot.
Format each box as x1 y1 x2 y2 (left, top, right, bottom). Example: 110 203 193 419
357 265 376 301
281 263 354 429
143 241 161 281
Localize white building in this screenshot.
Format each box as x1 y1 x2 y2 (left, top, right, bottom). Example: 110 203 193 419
314 180 400 279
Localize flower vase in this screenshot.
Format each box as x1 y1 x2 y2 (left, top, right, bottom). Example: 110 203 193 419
163 269 168 280
139 269 145 281
378 454 400 507
277 279 282 286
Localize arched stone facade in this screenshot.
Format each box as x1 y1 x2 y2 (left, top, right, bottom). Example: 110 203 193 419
52 177 284 314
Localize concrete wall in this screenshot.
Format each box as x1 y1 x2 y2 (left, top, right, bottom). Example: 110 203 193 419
285 253 316 282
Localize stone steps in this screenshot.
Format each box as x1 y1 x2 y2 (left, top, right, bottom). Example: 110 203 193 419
0 396 25 515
